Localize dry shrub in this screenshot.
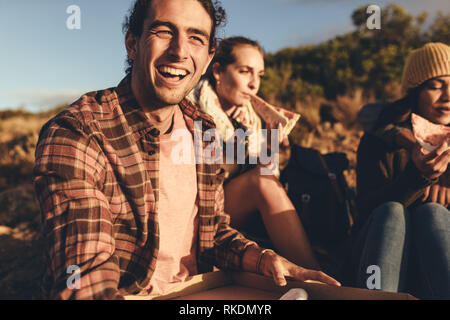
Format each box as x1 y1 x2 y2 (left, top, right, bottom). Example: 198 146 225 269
0 132 38 190
289 95 325 147
0 116 46 144
327 88 372 128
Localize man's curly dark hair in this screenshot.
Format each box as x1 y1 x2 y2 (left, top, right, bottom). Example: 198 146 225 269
122 0 227 75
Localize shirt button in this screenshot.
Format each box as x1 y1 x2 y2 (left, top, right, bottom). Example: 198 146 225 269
150 128 160 137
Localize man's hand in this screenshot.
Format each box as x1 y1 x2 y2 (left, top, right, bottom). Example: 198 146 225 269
259 250 341 287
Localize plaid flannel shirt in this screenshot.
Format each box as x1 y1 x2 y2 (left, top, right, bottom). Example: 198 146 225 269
33 75 257 300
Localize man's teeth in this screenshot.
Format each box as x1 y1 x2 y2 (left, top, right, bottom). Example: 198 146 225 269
158 66 188 77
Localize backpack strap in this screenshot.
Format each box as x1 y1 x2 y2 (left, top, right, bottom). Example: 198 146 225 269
317 153 344 205
318 153 355 229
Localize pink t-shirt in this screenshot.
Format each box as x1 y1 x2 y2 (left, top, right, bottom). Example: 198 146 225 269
144 106 199 296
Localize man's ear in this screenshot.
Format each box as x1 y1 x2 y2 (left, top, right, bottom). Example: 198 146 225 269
125 30 138 61
201 50 215 76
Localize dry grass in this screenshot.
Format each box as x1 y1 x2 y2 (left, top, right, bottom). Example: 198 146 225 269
333 88 371 127
0 116 46 144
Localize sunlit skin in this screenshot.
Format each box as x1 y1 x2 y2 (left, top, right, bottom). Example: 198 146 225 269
213 45 265 112
213 44 286 141
417 76 450 126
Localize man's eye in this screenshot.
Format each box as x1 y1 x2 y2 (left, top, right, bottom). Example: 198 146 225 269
151 30 173 39
190 36 205 46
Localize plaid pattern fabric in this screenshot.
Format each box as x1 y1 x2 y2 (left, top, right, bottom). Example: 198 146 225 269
33 75 257 300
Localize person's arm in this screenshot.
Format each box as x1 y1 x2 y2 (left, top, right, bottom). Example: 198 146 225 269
373 125 450 207
34 115 123 300
373 124 416 150
356 133 436 219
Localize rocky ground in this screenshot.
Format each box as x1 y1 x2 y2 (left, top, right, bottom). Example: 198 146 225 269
0 113 363 299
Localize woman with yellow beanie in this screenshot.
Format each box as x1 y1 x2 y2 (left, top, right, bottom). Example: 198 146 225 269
351 42 450 299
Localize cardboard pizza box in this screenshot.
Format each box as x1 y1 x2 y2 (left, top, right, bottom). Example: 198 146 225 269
124 271 417 300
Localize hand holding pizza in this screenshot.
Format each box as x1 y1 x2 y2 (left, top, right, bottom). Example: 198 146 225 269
229 106 253 130
411 141 450 180
411 113 450 180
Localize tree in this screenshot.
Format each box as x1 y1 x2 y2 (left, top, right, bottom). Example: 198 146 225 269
261 4 450 108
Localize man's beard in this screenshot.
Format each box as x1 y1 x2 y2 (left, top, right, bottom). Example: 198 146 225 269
134 67 198 109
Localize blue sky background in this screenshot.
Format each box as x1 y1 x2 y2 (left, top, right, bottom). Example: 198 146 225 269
0 0 447 112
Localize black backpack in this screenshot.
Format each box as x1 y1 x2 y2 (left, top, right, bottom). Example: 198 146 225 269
280 144 358 249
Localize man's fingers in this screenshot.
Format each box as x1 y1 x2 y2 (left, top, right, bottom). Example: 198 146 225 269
288 266 341 287
267 254 341 288
301 270 341 286
272 258 287 286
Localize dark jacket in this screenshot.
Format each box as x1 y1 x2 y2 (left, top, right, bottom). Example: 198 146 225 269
355 132 436 227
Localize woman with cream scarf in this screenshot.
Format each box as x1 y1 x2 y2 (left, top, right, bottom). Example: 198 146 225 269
187 36 322 271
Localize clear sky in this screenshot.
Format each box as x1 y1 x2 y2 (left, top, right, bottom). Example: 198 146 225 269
0 0 447 112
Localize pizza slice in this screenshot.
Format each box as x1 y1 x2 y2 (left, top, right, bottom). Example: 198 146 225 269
411 113 450 151
250 95 301 138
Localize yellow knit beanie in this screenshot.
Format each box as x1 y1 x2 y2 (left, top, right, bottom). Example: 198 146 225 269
401 42 450 96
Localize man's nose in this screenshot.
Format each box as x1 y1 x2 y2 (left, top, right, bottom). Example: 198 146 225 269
168 35 188 61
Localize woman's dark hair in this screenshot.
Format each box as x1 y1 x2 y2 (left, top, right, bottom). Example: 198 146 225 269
205 36 265 88
122 0 226 75
374 81 429 130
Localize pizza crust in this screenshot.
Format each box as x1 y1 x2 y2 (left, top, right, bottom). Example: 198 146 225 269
250 95 301 138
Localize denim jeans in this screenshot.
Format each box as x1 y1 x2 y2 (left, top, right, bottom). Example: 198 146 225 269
351 201 450 299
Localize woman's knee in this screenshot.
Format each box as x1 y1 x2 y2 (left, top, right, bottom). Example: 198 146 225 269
371 201 409 231
247 168 279 193
412 202 450 227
